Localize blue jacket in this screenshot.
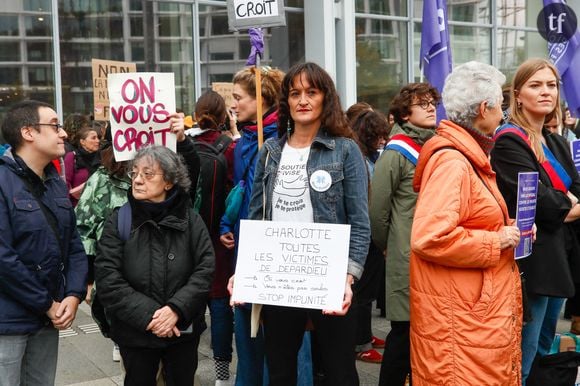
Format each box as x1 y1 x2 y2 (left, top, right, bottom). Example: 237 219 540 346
219 112 279 247
0 150 88 334
247 132 371 279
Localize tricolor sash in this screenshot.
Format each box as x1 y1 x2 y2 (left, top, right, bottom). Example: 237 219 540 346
494 124 571 193
385 134 422 165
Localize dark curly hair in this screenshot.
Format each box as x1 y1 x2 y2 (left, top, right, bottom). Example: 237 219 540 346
389 83 441 126
278 62 353 139
349 108 390 158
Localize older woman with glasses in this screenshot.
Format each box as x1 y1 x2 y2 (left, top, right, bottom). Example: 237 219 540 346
409 62 522 385
94 145 214 386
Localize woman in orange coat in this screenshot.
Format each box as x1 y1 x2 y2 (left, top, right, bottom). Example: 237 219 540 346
410 62 523 385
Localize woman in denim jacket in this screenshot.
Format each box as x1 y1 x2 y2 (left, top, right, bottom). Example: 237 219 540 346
247 62 370 385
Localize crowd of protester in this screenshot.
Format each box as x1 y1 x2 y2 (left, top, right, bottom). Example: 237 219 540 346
1 58 580 386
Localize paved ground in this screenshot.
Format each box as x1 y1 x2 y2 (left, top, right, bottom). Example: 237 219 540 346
55 303 570 386
55 302 391 386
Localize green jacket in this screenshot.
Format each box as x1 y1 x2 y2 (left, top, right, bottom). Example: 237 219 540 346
75 167 131 256
370 122 434 321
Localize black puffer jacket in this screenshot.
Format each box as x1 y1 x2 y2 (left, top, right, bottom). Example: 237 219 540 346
95 189 214 348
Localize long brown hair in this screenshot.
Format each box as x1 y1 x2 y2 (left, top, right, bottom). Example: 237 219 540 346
194 90 227 130
278 62 352 139
510 58 561 162
232 66 284 110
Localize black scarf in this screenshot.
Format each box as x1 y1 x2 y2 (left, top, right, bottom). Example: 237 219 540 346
75 146 101 174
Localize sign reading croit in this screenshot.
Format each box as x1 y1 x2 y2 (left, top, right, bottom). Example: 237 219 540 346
227 0 286 31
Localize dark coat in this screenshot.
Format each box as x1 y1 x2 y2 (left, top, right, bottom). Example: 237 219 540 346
0 150 88 334
95 190 214 348
491 127 580 297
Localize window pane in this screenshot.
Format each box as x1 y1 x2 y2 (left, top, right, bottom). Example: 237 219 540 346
0 16 19 36
159 41 182 61
158 15 180 37
28 42 53 61
129 16 143 36
497 29 547 79
414 0 491 24
356 19 408 113
23 0 51 11
356 0 407 17
497 0 540 27
131 41 145 61
286 0 304 7
24 15 52 36
449 25 491 64
28 67 54 86
0 43 20 61
0 68 21 86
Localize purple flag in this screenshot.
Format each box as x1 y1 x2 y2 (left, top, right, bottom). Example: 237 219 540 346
246 28 264 66
420 0 452 122
543 0 580 118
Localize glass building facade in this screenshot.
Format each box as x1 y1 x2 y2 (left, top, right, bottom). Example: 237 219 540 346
0 0 570 120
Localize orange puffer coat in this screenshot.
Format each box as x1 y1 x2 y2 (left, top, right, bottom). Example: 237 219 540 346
409 120 522 386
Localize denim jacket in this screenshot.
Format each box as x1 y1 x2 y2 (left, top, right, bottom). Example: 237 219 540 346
247 131 370 279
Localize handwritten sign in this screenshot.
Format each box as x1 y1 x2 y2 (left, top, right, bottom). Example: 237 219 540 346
212 82 234 110
227 0 286 31
108 73 176 162
91 59 136 121
571 139 580 173
515 172 539 259
232 220 351 311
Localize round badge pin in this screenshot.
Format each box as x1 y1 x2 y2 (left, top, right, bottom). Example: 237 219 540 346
310 170 332 192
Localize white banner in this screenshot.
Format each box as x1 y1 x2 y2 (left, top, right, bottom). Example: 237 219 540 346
232 220 351 311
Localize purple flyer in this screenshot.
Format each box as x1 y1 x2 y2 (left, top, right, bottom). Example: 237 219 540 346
515 172 538 259
570 140 580 173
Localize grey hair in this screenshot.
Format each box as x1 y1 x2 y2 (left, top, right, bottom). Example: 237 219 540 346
131 145 191 192
442 61 506 128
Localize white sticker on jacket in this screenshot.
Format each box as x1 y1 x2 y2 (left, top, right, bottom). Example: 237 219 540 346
310 170 332 192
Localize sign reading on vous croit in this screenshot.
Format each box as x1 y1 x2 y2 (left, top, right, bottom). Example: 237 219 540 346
108 72 176 162
227 0 286 31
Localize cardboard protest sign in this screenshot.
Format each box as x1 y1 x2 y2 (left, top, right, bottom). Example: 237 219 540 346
515 172 539 259
227 0 286 31
232 220 350 311
212 82 234 110
108 72 176 162
92 59 136 121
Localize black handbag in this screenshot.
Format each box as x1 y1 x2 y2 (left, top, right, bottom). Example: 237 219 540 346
528 334 580 386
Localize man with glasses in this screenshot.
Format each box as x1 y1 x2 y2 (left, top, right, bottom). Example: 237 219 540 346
369 83 440 386
0 100 88 385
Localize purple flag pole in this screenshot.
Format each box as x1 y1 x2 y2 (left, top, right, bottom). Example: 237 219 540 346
246 28 265 147
420 0 452 123
543 0 580 118
246 27 264 66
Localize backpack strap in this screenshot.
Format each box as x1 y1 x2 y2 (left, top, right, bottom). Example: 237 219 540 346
117 202 132 242
384 134 422 166
213 134 233 154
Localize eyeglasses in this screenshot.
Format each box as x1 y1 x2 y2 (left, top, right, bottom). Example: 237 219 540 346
34 123 63 133
127 170 164 180
410 100 439 110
